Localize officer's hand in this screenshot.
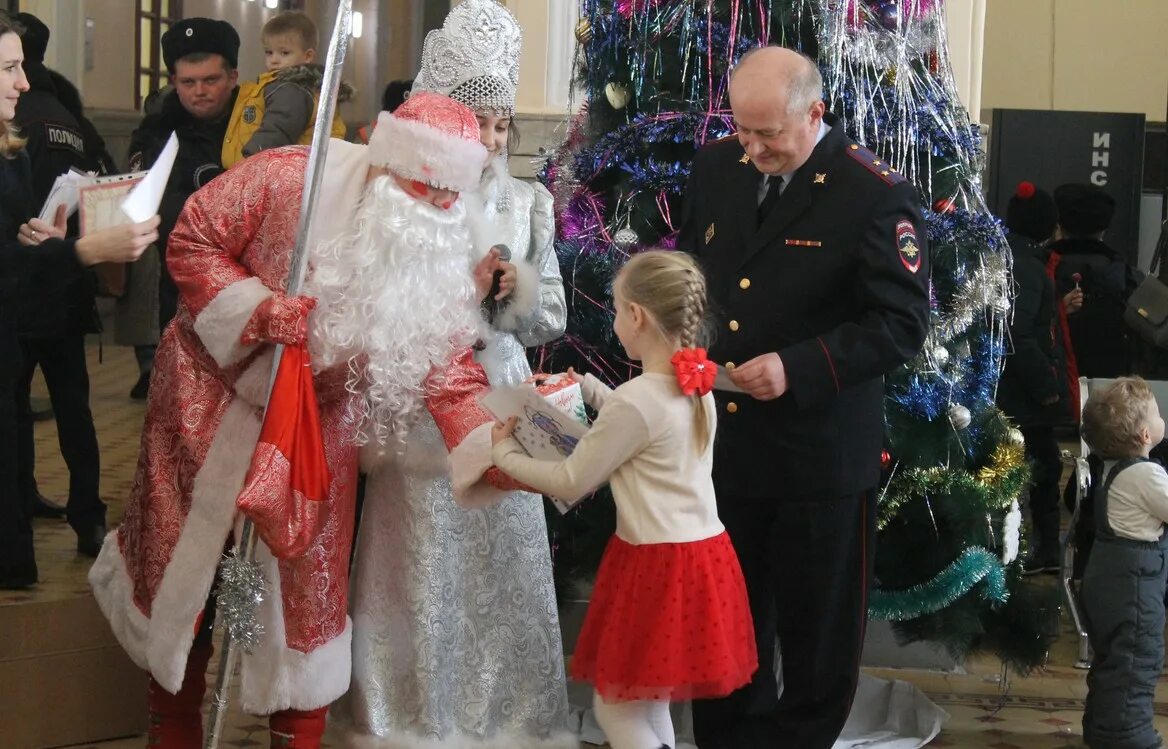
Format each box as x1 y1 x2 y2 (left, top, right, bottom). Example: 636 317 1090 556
729 352 788 401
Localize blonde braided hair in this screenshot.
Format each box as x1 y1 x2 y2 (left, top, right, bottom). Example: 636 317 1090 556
616 250 713 451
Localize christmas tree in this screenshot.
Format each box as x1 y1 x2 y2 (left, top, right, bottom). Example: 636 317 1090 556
538 0 1051 671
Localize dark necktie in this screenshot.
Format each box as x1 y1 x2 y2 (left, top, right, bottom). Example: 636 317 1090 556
757 176 783 226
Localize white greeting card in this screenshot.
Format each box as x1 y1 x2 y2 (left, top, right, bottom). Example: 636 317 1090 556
480 379 591 513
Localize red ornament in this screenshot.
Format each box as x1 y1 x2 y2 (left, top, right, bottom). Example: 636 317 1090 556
671 347 716 396
881 449 892 469
1015 181 1036 199
932 198 956 214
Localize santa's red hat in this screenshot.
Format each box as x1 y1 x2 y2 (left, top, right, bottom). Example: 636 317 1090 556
367 91 486 194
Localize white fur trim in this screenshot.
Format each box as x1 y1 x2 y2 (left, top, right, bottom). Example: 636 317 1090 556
493 257 540 333
192 276 274 369
234 349 275 409
345 729 579 749
307 140 372 263
239 543 353 713
91 397 351 710
450 422 507 509
88 530 152 672
90 399 263 693
368 112 486 194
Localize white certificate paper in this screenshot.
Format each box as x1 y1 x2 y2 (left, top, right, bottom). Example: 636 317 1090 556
121 132 178 222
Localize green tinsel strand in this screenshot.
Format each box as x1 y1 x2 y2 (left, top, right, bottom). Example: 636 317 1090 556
878 463 1029 530
870 546 1009 621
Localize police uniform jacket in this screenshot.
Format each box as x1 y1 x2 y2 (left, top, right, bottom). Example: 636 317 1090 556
12 61 99 339
679 115 930 500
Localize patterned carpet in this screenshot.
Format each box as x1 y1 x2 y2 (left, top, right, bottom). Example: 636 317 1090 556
10 340 1168 748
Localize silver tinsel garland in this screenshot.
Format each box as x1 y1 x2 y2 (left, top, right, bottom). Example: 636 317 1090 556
216 547 266 654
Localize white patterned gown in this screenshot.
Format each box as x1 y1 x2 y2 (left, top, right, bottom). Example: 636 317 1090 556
336 168 574 749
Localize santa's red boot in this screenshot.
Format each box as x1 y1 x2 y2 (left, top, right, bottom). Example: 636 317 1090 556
269 707 328 749
146 643 213 749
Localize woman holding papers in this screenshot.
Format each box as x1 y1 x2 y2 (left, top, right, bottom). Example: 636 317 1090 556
336 2 572 747
491 252 757 749
0 10 159 588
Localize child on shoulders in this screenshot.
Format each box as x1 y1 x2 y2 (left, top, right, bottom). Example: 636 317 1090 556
222 12 349 169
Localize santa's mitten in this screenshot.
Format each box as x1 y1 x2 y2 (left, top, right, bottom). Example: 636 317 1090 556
241 294 317 346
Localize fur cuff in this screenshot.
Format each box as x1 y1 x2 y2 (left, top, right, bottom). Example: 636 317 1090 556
192 276 274 369
450 422 507 508
493 257 540 333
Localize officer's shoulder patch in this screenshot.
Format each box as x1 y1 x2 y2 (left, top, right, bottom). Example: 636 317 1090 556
895 219 921 274
845 142 906 186
44 123 85 156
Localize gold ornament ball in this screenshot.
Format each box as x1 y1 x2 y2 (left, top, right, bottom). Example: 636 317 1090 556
605 82 631 110
575 17 593 44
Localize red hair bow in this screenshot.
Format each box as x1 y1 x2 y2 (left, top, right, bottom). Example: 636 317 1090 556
671 347 716 396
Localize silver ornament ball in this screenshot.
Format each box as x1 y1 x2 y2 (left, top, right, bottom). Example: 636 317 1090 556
613 226 639 249
948 404 972 430
932 346 950 367
1007 428 1025 446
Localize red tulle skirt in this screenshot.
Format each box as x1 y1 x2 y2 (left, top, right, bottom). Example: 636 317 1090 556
570 531 758 702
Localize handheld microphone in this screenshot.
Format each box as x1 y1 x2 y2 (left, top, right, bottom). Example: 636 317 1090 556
487 244 512 323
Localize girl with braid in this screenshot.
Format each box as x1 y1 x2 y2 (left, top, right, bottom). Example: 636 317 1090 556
491 250 758 749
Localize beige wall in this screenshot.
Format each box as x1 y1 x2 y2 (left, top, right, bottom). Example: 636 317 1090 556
78 0 399 121
982 0 1168 120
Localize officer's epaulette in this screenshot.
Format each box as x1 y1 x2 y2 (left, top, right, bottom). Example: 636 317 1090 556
845 143 906 186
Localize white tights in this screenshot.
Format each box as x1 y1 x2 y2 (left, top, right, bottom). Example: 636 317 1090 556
592 692 675 749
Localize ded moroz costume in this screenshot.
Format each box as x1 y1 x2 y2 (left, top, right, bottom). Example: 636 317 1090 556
90 91 513 749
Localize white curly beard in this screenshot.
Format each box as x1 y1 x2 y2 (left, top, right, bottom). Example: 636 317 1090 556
305 174 482 446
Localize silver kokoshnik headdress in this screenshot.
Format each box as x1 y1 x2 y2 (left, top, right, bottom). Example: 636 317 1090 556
412 0 522 117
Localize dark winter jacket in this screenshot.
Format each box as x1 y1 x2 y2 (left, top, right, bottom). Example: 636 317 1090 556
1048 236 1140 378
11 62 99 339
997 232 1066 426
0 151 89 377
128 86 238 328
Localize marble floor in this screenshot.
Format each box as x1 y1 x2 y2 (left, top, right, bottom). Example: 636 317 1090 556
10 342 1168 749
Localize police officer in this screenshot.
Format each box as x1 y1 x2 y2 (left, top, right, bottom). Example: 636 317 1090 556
680 47 930 748
124 18 239 398
12 12 107 553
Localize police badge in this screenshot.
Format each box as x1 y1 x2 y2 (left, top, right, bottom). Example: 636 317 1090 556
895 219 921 274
